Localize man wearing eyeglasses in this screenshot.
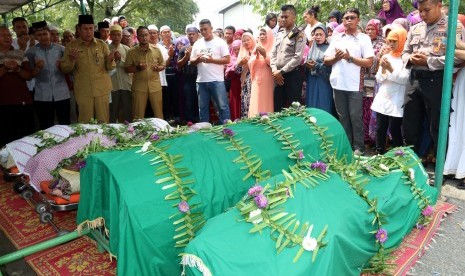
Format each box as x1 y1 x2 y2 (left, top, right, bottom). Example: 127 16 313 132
324 8 374 156
402 0 465 164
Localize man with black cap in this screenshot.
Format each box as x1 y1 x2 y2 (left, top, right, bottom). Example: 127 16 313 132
98 21 111 44
26 21 70 129
60 14 115 123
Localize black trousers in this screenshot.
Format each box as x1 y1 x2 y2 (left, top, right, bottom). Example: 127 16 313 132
34 99 70 130
163 74 179 120
274 69 303 112
403 70 444 156
376 112 403 153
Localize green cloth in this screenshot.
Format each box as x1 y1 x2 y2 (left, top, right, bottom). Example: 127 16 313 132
183 150 438 275
77 109 352 275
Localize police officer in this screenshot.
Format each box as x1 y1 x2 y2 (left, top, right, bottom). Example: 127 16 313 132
402 0 465 161
270 4 306 111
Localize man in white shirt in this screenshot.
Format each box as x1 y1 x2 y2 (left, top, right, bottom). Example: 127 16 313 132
190 19 231 123
324 8 374 156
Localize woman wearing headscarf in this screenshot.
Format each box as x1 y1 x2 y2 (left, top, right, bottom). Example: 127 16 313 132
363 19 385 144
236 32 256 118
326 22 339 39
225 39 242 121
371 28 409 154
377 0 406 24
444 14 465 189
304 26 332 113
248 28 274 117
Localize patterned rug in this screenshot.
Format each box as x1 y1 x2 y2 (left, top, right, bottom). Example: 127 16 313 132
388 201 456 276
0 172 116 275
0 171 455 275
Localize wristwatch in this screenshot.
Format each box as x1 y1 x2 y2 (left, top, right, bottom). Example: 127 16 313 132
348 57 354 63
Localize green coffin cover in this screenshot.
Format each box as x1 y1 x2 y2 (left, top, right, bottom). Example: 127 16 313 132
182 149 438 275
77 108 353 275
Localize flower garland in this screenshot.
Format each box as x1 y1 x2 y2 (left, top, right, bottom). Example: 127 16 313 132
205 125 271 183
148 142 206 248
237 163 330 263
251 112 306 164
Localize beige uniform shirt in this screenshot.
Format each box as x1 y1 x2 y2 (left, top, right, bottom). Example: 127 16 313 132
125 44 164 93
61 38 114 97
402 14 465 71
109 43 132 91
270 28 305 73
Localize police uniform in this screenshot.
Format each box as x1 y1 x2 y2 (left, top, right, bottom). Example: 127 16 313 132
270 27 305 111
402 14 465 155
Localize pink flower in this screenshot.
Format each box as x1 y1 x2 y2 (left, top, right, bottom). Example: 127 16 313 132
422 205 434 216
151 134 160 141
310 161 327 173
416 223 425 230
178 201 190 213
297 150 305 160
376 228 388 244
254 194 268 209
248 185 263 196
394 150 405 157
187 121 194 126
127 125 134 133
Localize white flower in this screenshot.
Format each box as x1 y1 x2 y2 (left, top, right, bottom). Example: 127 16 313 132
379 164 389 172
347 171 354 177
408 168 415 181
260 115 270 122
302 224 317 251
309 116 317 124
137 141 151 153
249 209 263 224
291 101 301 108
42 132 54 139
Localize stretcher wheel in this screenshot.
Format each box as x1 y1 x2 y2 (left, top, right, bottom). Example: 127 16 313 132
13 181 27 194
35 203 47 214
40 212 53 224
21 189 33 200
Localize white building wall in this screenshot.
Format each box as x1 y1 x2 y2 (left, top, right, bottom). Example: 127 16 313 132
222 4 263 34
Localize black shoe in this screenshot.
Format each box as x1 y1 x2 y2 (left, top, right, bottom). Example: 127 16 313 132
457 182 465 190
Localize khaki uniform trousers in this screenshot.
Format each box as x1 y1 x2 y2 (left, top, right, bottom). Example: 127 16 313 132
75 93 110 123
133 90 163 120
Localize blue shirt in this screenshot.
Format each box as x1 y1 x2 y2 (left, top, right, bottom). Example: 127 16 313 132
26 43 70 102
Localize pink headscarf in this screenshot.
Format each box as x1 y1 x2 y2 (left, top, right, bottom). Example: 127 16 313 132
333 23 346 35
249 28 274 80
237 32 256 86
366 19 382 36
225 39 242 76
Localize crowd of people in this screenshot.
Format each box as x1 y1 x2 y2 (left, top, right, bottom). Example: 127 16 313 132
1 0 465 187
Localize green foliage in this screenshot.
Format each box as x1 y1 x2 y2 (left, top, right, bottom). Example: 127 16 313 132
5 0 199 34
242 0 465 26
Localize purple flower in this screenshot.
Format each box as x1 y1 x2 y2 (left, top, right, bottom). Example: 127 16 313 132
76 160 87 169
416 223 425 230
422 205 434 216
376 228 388 244
222 128 235 137
394 150 405 157
254 194 268 209
187 121 194 127
178 200 190 213
127 125 134 133
124 120 130 125
259 112 268 116
310 161 327 174
248 185 263 196
151 134 160 141
297 150 305 160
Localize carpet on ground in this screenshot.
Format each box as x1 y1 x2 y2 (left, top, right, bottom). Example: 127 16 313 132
0 172 116 275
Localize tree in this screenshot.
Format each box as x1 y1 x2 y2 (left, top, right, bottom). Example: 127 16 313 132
6 0 199 34
243 0 465 24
